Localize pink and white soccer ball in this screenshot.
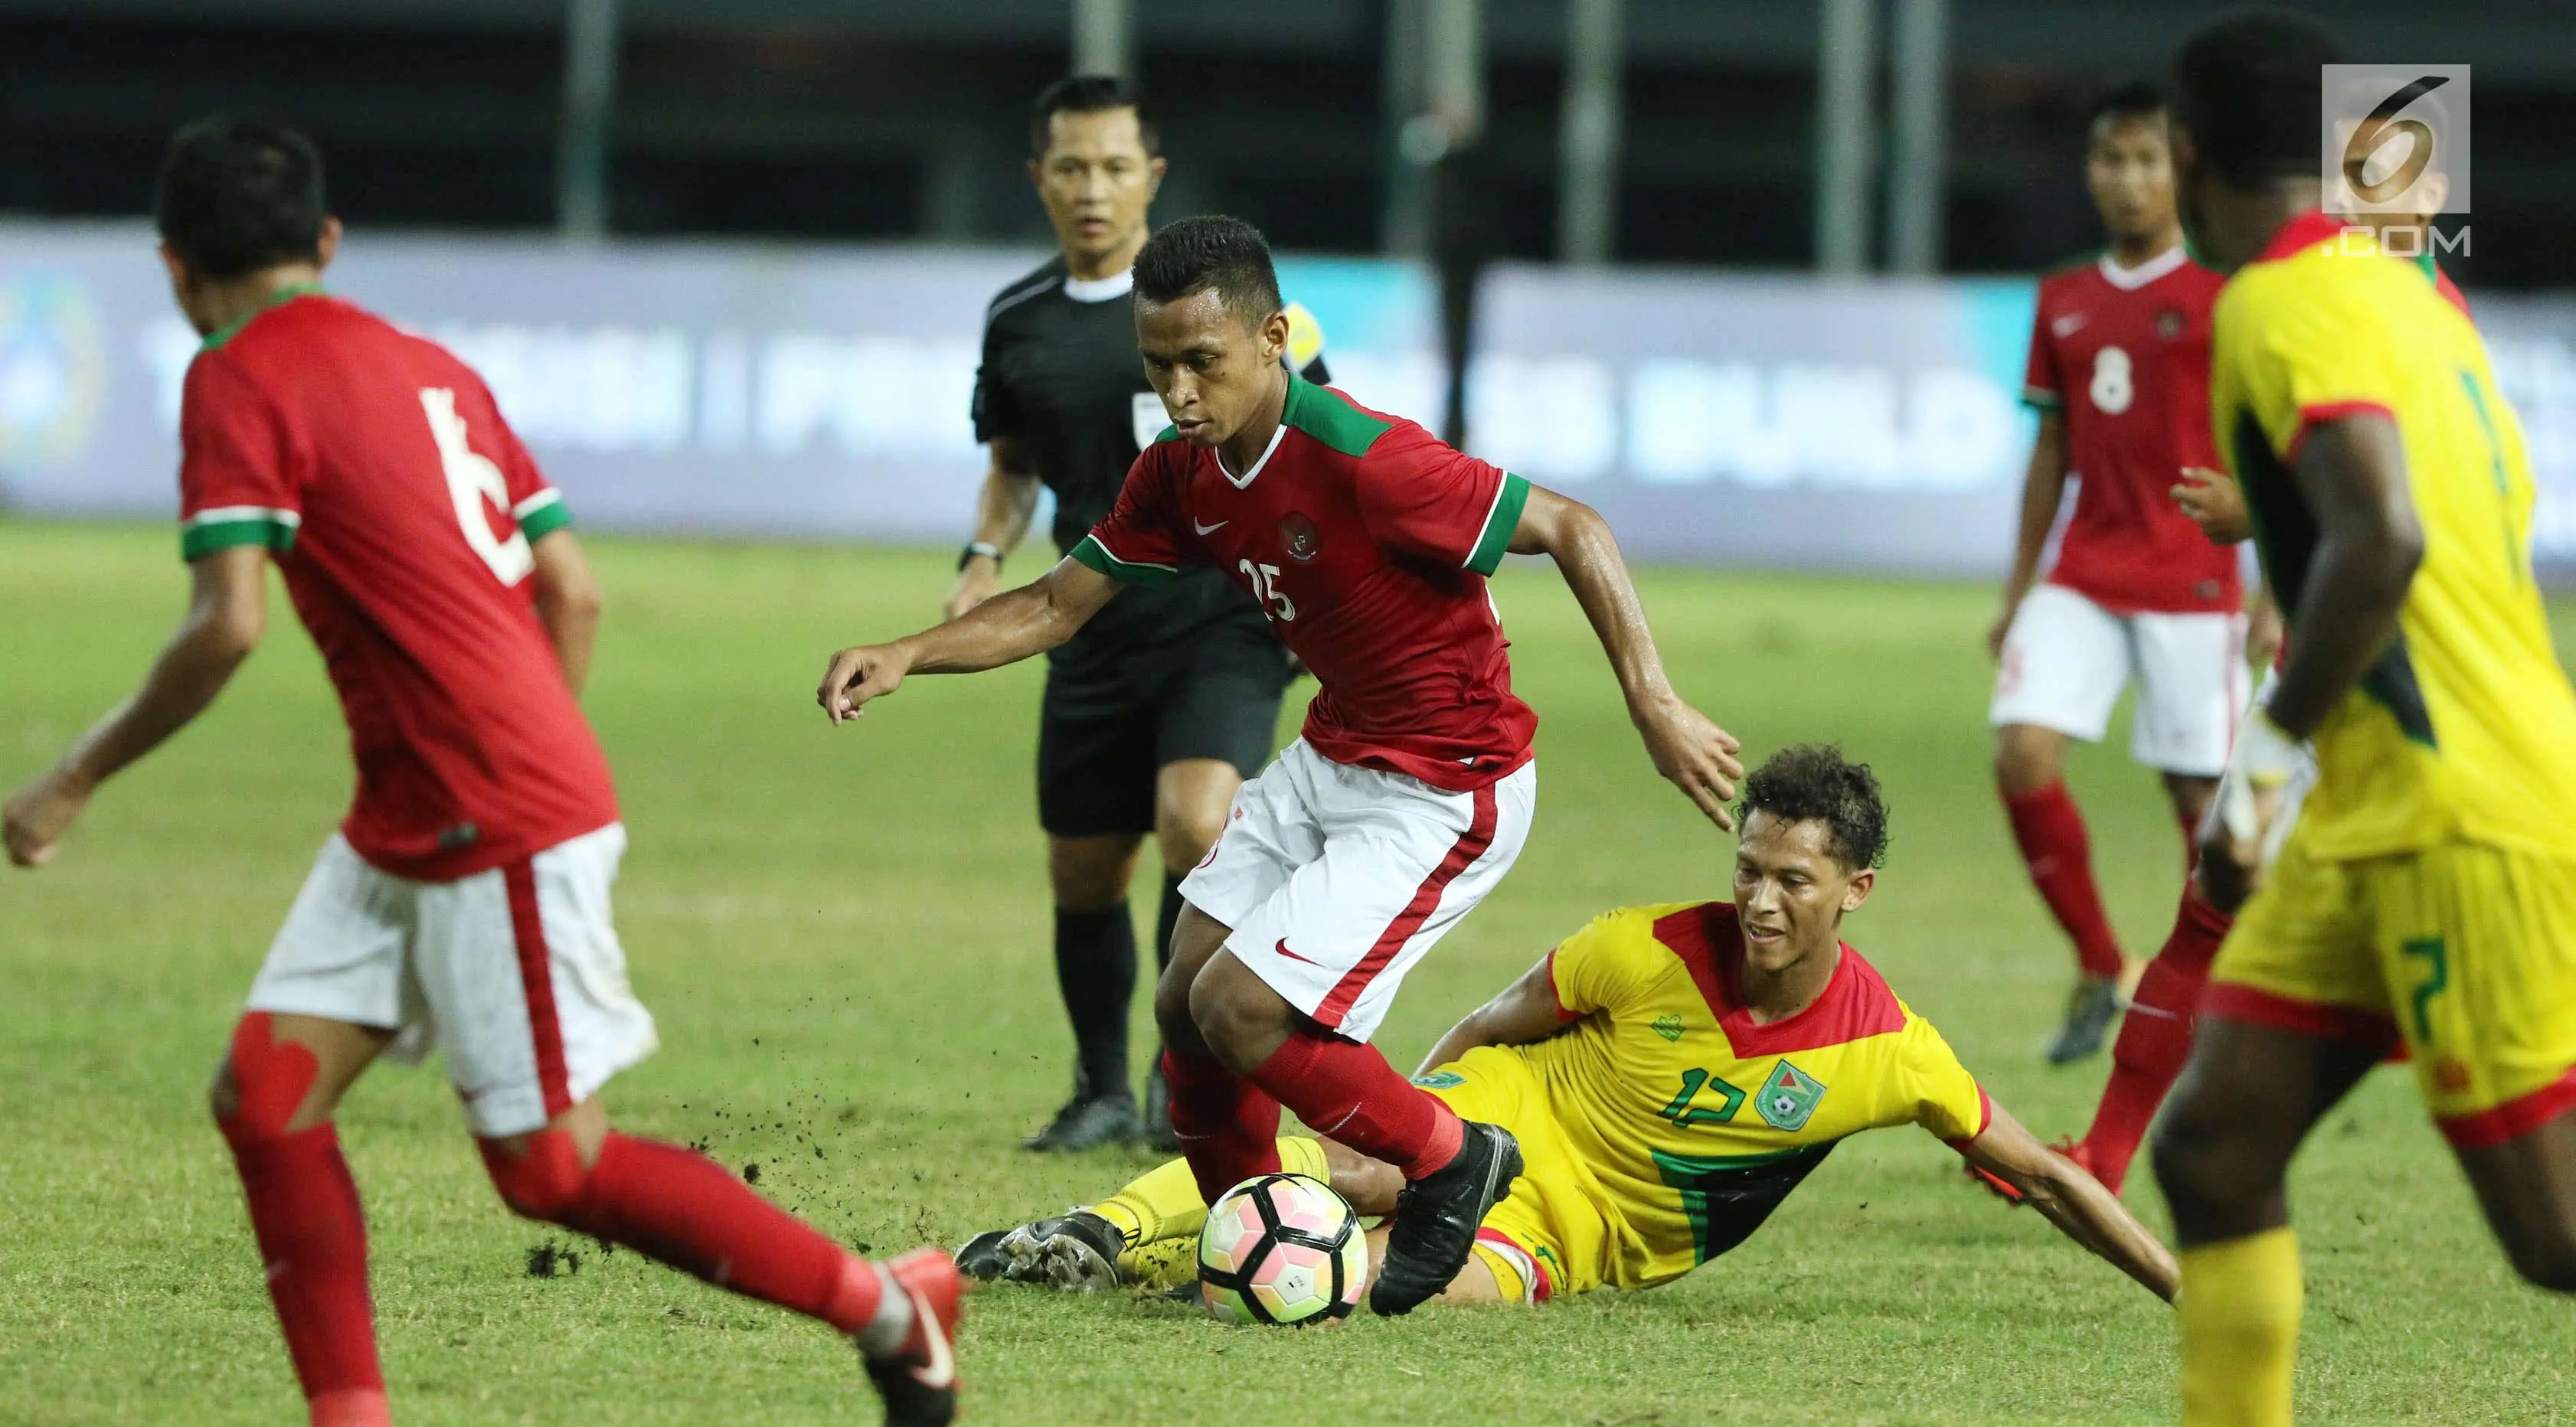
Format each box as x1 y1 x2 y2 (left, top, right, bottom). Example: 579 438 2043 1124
1195 1172 1368 1326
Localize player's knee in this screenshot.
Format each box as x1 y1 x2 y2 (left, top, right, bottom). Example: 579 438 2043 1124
1187 960 1285 1067
212 1011 321 1146
2501 1220 2576 1294
1992 733 2058 794
1155 808 1224 874
479 1129 593 1223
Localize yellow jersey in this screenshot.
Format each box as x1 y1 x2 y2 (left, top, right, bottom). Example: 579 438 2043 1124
2210 210 2576 860
1495 901 1989 1292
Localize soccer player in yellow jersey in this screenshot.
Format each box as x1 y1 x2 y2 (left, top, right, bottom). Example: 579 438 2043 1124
957 746 2179 1308
2150 15 2576 1427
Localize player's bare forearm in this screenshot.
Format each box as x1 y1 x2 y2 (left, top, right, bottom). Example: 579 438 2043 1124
529 531 602 697
1415 956 1566 1076
818 556 1118 723
1509 488 1669 707
2265 414 2423 739
1507 485 1744 828
2006 411 2070 596
1962 1106 2179 1302
5 545 266 867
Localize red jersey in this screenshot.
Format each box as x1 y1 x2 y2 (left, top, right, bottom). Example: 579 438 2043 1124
1072 376 1536 791
177 289 617 881
2022 247 2240 615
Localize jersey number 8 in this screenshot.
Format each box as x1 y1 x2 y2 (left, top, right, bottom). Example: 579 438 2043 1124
420 387 534 587
2087 345 2134 416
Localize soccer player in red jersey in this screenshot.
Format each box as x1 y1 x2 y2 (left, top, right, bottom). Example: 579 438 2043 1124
1988 82 2248 1079
817 215 1743 1315
1 117 962 1427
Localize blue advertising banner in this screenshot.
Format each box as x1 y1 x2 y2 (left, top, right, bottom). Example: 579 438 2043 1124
4 221 2571 584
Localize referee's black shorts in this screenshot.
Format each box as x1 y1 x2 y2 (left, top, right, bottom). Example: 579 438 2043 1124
1036 621 1292 839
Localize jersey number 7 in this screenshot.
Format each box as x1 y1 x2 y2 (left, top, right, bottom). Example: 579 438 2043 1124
421 387 535 587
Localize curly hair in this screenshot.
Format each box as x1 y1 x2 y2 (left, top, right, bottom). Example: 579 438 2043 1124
1736 743 1890 870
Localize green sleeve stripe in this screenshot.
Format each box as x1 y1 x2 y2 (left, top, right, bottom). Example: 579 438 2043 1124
180 518 296 561
1069 534 1177 588
1466 472 1531 576
2021 386 2062 410
517 499 573 541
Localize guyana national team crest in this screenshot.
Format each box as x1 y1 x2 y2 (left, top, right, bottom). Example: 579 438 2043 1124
1756 1060 1827 1131
1651 1014 1685 1043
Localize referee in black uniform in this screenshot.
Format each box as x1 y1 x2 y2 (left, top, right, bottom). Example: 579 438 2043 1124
954 77 1328 1151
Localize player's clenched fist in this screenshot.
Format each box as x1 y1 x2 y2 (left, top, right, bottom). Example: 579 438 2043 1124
816 643 914 724
1635 697 1744 831
2 767 91 869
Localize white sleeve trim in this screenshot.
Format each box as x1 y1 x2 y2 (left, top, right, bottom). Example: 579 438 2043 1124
512 488 565 519
182 505 302 530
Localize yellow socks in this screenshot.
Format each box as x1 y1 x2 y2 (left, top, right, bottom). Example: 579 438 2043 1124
2179 1227 2302 1427
1095 1138 1330 1273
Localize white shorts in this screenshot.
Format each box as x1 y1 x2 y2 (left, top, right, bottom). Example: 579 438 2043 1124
1989 583 2248 777
247 824 659 1138
1179 739 1536 1043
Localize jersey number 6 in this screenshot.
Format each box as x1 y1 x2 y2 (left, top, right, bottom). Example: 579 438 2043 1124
1238 560 1297 622
420 387 534 587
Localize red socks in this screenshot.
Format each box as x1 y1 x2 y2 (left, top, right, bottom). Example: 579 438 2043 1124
2002 780 2127 978
222 1124 387 1427
2080 891 2232 1194
1159 1048 1284 1203
1254 1031 1464 1182
506 1131 885 1336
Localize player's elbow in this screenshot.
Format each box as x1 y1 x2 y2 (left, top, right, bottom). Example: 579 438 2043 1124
538 573 606 625
1518 490 1608 559
201 599 266 665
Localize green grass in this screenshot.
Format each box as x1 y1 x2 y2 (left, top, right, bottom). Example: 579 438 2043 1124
2 519 2570 1425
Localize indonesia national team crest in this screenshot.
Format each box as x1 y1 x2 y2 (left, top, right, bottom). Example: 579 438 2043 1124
1280 511 1321 563
1757 1060 1827 1131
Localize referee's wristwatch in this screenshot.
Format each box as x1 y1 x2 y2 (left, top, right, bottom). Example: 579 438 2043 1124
958 540 1004 572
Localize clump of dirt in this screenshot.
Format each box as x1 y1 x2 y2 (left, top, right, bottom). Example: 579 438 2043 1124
742 1161 762 1184
527 1240 582 1278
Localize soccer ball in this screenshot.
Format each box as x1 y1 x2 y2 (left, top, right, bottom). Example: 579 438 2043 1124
1196 1173 1368 1326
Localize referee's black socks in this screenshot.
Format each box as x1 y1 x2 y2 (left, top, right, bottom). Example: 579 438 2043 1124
1055 903 1138 1102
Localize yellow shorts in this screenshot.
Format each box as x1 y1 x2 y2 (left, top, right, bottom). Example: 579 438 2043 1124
1416 1044 1610 1299
2210 838 2576 1148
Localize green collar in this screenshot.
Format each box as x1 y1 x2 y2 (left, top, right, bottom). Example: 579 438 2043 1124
200 282 324 353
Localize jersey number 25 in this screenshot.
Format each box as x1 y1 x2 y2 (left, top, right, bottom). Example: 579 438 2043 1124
420 387 534 586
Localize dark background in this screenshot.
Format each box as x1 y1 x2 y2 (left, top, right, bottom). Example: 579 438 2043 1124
4 0 2568 286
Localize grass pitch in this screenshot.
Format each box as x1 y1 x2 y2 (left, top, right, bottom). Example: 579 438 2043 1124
2 519 2570 1425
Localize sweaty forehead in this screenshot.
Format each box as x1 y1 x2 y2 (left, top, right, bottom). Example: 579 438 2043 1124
1136 289 1258 351
1044 107 1148 160
1737 811 1840 867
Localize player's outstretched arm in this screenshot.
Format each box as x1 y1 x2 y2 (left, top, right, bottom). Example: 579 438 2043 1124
1413 955 1569 1076
2263 413 2423 738
816 554 1120 724
3 544 268 868
1507 485 1744 829
528 530 603 697
1957 1102 2179 1302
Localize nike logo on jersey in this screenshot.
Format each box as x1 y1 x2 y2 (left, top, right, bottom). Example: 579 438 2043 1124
2051 313 2088 337
1194 518 1230 535
1274 938 1322 966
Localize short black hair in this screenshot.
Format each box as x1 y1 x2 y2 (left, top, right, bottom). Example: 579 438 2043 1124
1737 744 1890 871
155 113 328 282
2088 79 2167 131
1029 74 1159 160
2173 9 2342 189
1134 214 1282 328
